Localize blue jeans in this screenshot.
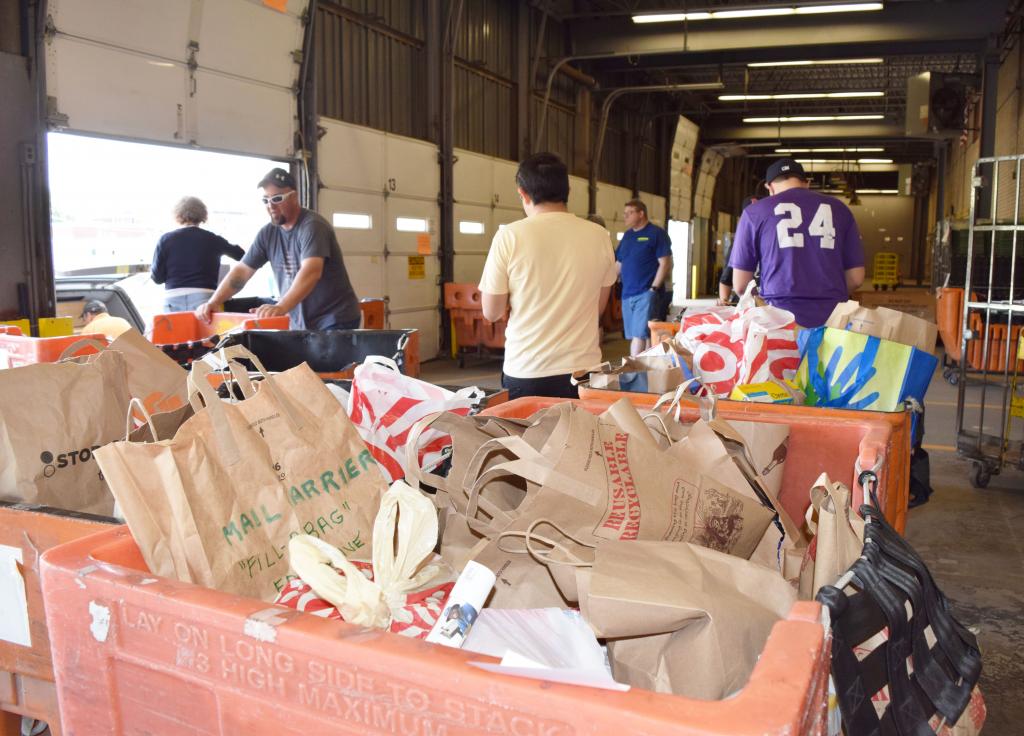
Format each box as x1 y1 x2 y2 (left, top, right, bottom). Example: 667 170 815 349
165 292 213 312
622 291 656 339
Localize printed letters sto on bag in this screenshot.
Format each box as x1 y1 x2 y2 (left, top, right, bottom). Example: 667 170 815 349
40 446 103 481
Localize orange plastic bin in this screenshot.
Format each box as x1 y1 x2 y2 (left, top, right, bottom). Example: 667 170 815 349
648 320 680 346
0 331 108 369
359 298 386 330
149 312 290 345
38 397 831 736
490 394 911 536
0 504 117 735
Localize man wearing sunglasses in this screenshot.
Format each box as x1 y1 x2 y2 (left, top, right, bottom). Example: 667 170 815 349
196 168 361 330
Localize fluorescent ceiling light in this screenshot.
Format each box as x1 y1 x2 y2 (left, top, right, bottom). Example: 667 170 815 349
795 158 893 164
748 58 884 67
719 91 883 101
776 147 885 153
744 114 885 123
633 12 708 22
795 2 884 13
634 3 883 23
856 189 899 194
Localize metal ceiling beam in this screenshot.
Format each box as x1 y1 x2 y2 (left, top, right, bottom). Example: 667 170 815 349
707 122 908 140
568 1 1006 58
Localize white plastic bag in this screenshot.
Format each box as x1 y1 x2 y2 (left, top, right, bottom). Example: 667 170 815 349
348 356 484 481
677 283 800 396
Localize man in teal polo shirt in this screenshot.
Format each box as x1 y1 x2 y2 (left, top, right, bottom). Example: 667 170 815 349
616 199 672 355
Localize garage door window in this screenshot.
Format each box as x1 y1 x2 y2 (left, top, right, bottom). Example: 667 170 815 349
48 132 280 277
333 213 373 229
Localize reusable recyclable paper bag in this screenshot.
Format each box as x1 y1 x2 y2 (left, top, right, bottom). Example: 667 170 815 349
96 349 387 601
582 539 797 699
0 350 130 515
798 473 864 600
453 401 777 607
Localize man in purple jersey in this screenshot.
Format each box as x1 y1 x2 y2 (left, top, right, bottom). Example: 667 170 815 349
729 158 865 327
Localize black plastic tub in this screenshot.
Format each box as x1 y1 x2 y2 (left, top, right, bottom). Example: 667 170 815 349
217 329 417 375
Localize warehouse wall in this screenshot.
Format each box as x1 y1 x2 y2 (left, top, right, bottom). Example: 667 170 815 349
850 196 917 279
313 0 668 195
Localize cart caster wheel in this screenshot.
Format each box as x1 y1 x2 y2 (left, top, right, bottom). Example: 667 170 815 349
947 370 959 386
873 284 879 291
457 357 465 369
970 462 991 489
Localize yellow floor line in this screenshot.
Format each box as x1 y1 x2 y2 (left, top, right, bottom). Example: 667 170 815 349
922 444 958 452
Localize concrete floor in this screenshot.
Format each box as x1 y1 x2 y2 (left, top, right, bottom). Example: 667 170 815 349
421 340 1024 733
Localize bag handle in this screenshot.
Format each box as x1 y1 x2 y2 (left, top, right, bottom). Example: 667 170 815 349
647 379 715 423
123 397 159 442
187 360 243 465
570 361 612 387
463 433 602 505
58 338 107 362
496 518 596 567
362 355 402 373
202 346 258 400
191 344 305 432
805 472 856 537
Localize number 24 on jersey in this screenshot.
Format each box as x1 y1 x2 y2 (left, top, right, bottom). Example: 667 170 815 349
774 202 836 250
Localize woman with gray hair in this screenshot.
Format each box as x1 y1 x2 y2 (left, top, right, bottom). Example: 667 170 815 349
151 196 245 312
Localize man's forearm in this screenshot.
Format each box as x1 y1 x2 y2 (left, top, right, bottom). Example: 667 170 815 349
208 273 248 305
733 268 755 297
652 259 671 288
276 269 321 312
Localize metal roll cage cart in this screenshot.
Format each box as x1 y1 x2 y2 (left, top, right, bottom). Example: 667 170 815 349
955 154 1024 488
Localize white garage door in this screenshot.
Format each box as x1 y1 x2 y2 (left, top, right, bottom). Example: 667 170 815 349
46 0 306 159
451 151 526 285
319 118 441 358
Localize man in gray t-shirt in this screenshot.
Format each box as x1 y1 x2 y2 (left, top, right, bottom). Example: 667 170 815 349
196 168 361 330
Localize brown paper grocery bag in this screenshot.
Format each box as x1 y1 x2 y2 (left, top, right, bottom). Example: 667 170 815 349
0 350 130 515
798 472 864 599
60 328 188 418
95 349 387 601
826 300 937 355
405 411 534 572
458 402 776 607
583 539 797 699
572 351 689 395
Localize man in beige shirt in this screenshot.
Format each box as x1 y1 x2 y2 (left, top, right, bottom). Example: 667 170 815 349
479 152 617 399
80 300 132 341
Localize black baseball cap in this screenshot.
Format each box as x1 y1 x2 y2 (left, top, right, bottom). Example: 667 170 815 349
764 157 807 184
81 300 108 317
257 167 296 189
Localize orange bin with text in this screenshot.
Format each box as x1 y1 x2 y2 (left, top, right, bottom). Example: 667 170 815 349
0 328 108 369
0 504 117 736
39 397 831 736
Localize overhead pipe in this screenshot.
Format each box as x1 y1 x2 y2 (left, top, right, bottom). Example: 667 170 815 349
588 82 724 215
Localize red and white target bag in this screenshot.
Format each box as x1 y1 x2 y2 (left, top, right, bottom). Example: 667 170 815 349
348 356 484 482
677 285 800 396
275 481 455 639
